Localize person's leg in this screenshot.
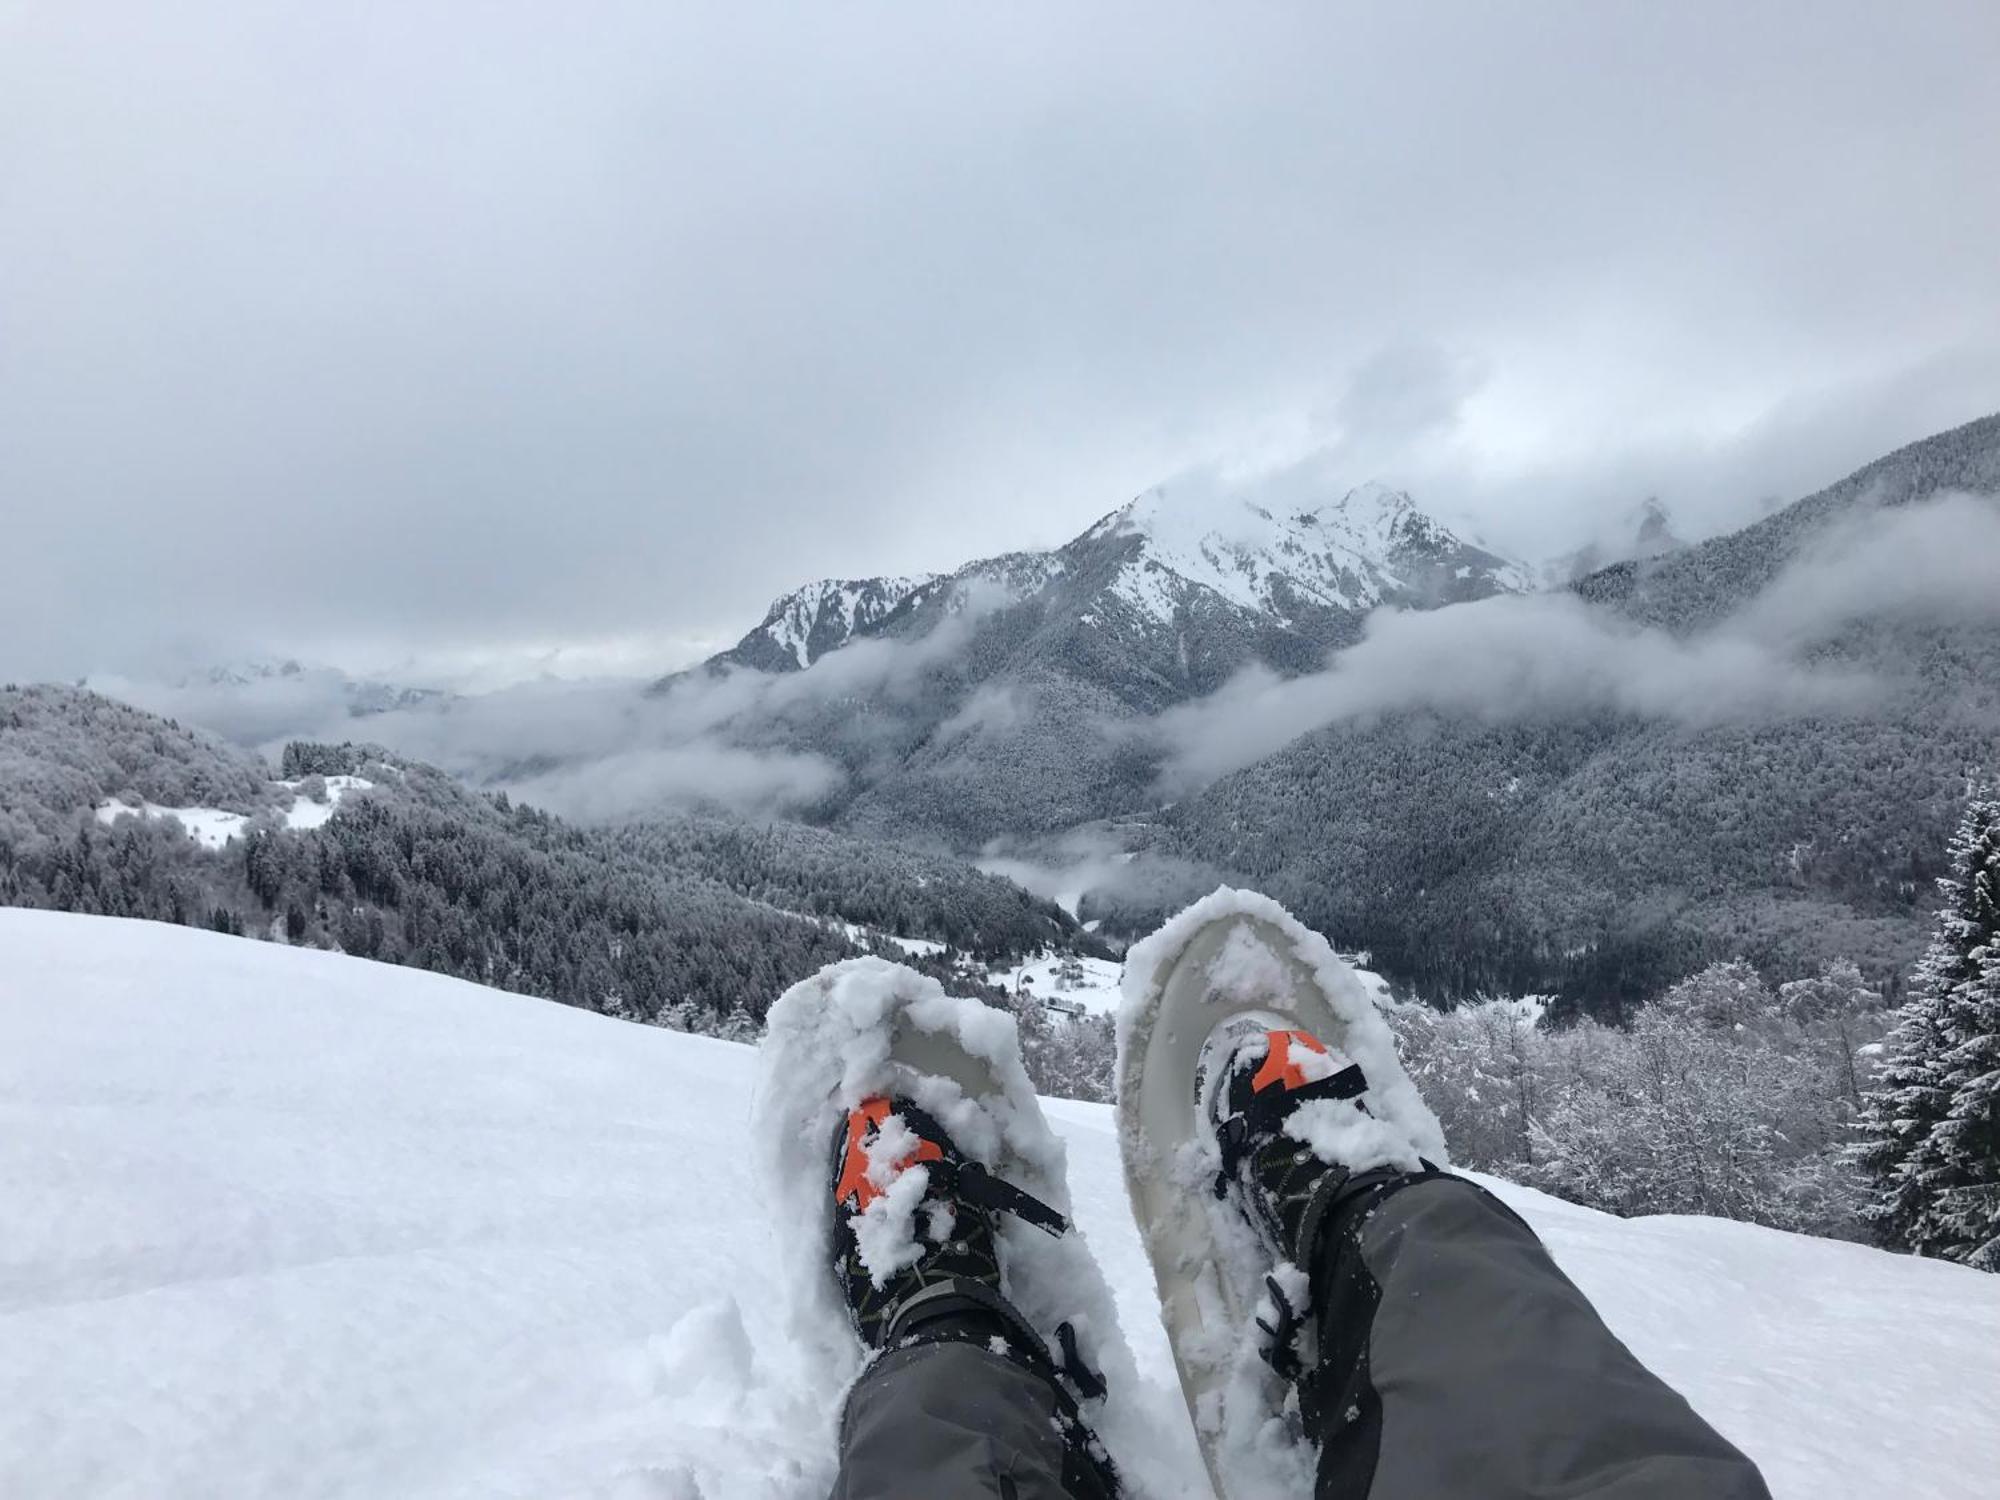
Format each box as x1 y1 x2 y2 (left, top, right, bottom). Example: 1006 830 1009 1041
1210 1029 1771 1500
1305 1173 1770 1500
822 1096 1118 1500
830 1339 1111 1500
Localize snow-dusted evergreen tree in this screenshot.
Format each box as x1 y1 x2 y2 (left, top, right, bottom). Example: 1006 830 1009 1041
1855 794 2000 1268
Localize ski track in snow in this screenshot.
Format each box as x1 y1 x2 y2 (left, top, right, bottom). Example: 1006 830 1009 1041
2 908 1996 1498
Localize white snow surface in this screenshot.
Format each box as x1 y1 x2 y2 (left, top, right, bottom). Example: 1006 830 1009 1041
992 951 1124 1016
3 908 1998 1498
92 798 251 850
832 921 946 960
93 776 374 848
276 774 375 831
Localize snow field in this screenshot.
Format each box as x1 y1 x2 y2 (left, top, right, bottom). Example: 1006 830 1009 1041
2 909 1997 1498
990 951 1124 1016
93 775 374 849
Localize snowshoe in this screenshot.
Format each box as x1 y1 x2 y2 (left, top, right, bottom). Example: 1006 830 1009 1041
1115 892 1448 1500
827 1092 1070 1360
757 957 1138 1495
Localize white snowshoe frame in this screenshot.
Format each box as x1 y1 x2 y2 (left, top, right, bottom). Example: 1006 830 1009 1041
759 957 1186 1497
1116 902 1444 1500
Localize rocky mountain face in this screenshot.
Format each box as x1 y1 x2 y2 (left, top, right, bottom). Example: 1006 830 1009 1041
715 576 936 672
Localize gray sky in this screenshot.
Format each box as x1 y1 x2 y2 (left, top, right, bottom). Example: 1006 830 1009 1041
6 1 1999 686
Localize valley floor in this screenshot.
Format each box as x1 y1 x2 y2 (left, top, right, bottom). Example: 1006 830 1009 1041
2 910 1995 1498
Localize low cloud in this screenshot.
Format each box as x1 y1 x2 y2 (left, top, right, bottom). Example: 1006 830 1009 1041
977 825 1219 920
1154 492 2000 793
499 746 840 823
935 682 1034 745
1734 492 2000 647
89 667 371 747
87 588 1002 823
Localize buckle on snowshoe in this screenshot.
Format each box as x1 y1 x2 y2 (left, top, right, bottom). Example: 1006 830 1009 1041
1255 1273 1304 1381
1055 1319 1107 1400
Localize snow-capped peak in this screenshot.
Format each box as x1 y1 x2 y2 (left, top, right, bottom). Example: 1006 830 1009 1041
1085 467 1531 623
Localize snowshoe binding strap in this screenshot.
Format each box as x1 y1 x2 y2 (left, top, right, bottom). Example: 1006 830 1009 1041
931 1157 1069 1238
1213 1054 1370 1199
837 1095 1069 1238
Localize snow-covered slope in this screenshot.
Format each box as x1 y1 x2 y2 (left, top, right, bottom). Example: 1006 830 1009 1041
4 909 1995 1499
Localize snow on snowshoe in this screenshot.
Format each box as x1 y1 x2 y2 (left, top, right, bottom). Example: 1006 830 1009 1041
1115 890 1447 1499
757 956 1190 1497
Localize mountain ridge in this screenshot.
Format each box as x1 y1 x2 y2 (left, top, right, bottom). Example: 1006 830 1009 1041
696 472 1531 692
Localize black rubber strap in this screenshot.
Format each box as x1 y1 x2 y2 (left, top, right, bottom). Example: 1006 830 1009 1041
938 1159 1069 1238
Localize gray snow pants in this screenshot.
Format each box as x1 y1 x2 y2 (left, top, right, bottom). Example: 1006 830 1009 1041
827 1175 1772 1499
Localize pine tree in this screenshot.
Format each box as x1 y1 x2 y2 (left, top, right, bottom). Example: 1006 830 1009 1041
1854 794 2000 1267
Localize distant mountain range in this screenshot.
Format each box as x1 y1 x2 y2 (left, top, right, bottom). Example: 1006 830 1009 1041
39 412 2000 1018
653 473 1547 850
656 414 2000 1014
698 476 1533 698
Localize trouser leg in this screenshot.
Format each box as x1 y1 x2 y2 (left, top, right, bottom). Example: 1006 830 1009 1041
827 1340 1093 1500
1308 1176 1772 1500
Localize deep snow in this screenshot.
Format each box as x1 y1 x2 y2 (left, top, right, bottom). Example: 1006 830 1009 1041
3 909 1997 1498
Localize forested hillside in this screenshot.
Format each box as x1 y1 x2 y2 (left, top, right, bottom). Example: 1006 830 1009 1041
1158 709 1992 1016
1155 416 2000 1014
0 686 1081 1028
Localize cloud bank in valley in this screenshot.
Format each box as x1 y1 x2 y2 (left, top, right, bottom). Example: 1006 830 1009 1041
1151 494 2000 793
89 497 2000 824
102 592 1002 823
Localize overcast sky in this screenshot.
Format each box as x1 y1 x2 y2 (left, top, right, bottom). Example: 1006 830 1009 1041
5 2 1998 686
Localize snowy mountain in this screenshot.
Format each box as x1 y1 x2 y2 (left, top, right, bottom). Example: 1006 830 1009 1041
0 685 1086 1027
643 464 1533 852
715 575 936 673
1079 476 1533 624
5 907 1995 1499
636 413 2000 1012
678 465 1527 703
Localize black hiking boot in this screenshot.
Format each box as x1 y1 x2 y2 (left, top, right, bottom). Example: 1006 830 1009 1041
1209 1029 1440 1380
828 1096 1122 1496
